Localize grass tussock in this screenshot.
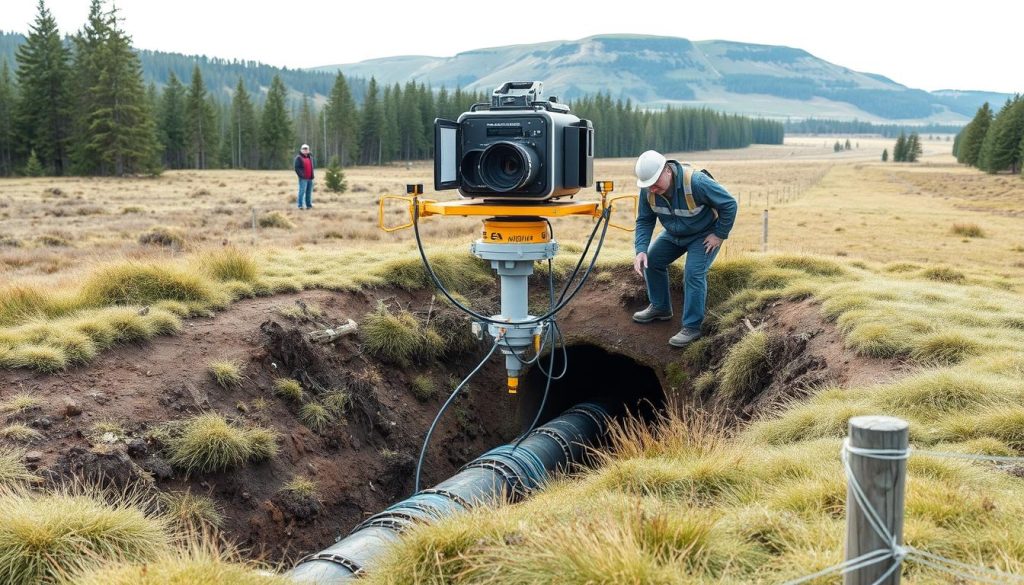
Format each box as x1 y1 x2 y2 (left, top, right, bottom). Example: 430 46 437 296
360 302 445 364
322 390 350 416
0 486 170 585
0 424 43 442
280 475 319 498
79 262 218 307
718 330 771 399
921 266 966 284
0 393 42 416
208 360 244 389
138 226 186 248
257 211 294 229
298 402 333 433
199 248 259 283
157 490 223 531
950 223 985 238
65 539 290 585
0 449 35 487
272 378 303 402
410 375 438 401
165 413 280 474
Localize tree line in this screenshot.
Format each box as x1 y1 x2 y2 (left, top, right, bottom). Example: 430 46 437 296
0 1 784 177
785 118 962 138
953 96 1024 174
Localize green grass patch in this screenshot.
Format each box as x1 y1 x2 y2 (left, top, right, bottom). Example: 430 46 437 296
157 490 223 531
209 360 244 389
257 211 294 229
0 394 42 416
361 302 443 364
299 402 333 433
0 424 42 442
0 449 35 487
718 331 771 399
79 262 220 307
410 375 438 401
198 247 259 282
0 486 170 584
165 413 280 474
273 378 303 402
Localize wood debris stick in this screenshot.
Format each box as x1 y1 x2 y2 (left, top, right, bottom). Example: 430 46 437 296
307 319 358 343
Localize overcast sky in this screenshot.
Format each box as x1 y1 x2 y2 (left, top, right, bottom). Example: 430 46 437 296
6 0 1019 93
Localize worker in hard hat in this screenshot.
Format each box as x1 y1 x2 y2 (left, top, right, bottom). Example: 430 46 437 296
631 150 737 347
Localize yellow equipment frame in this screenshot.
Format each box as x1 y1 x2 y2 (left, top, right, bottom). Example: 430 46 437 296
379 183 637 233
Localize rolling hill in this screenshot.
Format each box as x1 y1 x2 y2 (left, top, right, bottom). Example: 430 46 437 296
313 34 1011 124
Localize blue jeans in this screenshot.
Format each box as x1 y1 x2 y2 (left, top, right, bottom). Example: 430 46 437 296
297 179 313 208
643 232 721 330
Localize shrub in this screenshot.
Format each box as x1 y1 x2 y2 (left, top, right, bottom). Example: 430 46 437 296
137 226 186 248
209 360 244 389
257 211 294 229
718 331 770 399
0 486 169 584
165 413 280 473
299 402 333 433
324 157 348 193
273 378 303 402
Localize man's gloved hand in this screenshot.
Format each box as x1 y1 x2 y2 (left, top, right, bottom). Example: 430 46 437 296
633 252 648 276
703 234 723 254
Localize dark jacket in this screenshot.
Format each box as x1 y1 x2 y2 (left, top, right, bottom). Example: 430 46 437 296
294 153 314 179
634 160 737 254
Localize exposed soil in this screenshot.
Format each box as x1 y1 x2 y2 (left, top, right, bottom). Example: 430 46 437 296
0 267 900 566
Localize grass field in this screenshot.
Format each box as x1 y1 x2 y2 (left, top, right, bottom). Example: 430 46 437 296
2 134 1024 583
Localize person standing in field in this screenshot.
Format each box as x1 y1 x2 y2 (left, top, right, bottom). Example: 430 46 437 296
294 144 315 209
631 150 737 347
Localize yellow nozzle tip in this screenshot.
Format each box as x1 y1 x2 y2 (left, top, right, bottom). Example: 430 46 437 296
507 376 519 394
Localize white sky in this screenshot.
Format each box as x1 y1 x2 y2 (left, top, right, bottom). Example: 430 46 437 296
6 0 1020 93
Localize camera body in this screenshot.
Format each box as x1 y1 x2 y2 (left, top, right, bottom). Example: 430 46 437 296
434 81 594 201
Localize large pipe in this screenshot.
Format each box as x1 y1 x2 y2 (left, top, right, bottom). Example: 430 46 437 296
289 402 609 583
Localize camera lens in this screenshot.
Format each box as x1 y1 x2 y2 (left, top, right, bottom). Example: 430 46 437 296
478 142 539 192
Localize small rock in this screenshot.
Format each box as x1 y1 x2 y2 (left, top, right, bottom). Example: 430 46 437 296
24 451 43 463
30 416 53 430
126 438 148 457
141 456 173 480
63 398 82 417
241 491 252 502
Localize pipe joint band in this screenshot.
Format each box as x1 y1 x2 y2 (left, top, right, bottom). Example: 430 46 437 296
419 488 474 511
295 552 363 575
532 427 573 462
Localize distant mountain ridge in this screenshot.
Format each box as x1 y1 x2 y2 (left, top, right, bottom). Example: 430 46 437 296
313 34 1012 124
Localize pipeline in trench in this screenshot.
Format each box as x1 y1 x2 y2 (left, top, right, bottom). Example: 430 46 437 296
289 344 665 583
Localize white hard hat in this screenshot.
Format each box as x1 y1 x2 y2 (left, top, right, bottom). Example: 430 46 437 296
300 144 310 151
634 150 666 188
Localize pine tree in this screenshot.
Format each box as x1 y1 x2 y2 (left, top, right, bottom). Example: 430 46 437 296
184 65 216 169
882 148 888 162
381 83 400 164
958 103 993 166
68 0 107 173
844 138 852 150
359 77 383 165
24 149 43 176
893 132 907 162
399 80 425 160
15 0 72 174
978 97 1024 174
260 74 292 169
229 78 258 168
324 72 359 166
296 94 315 156
75 4 161 175
158 72 187 169
906 133 922 163
324 156 347 193
0 61 15 176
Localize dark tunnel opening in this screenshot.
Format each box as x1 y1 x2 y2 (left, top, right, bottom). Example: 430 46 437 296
517 344 665 432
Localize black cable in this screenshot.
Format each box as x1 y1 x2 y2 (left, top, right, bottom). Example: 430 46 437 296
413 341 500 494
412 202 611 327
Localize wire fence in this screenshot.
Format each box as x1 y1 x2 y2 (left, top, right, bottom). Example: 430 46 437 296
783 427 1024 585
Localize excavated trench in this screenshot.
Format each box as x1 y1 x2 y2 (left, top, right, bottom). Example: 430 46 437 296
517 344 665 430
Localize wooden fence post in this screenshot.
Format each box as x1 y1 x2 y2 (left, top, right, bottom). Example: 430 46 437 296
761 209 768 253
845 416 908 585
251 207 258 244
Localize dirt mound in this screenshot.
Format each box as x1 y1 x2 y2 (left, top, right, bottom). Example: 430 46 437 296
0 289 518 563
0 270 900 565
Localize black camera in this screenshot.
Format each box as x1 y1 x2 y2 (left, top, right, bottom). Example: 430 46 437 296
433 81 594 201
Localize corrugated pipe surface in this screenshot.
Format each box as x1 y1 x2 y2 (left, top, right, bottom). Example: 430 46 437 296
288 402 609 583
